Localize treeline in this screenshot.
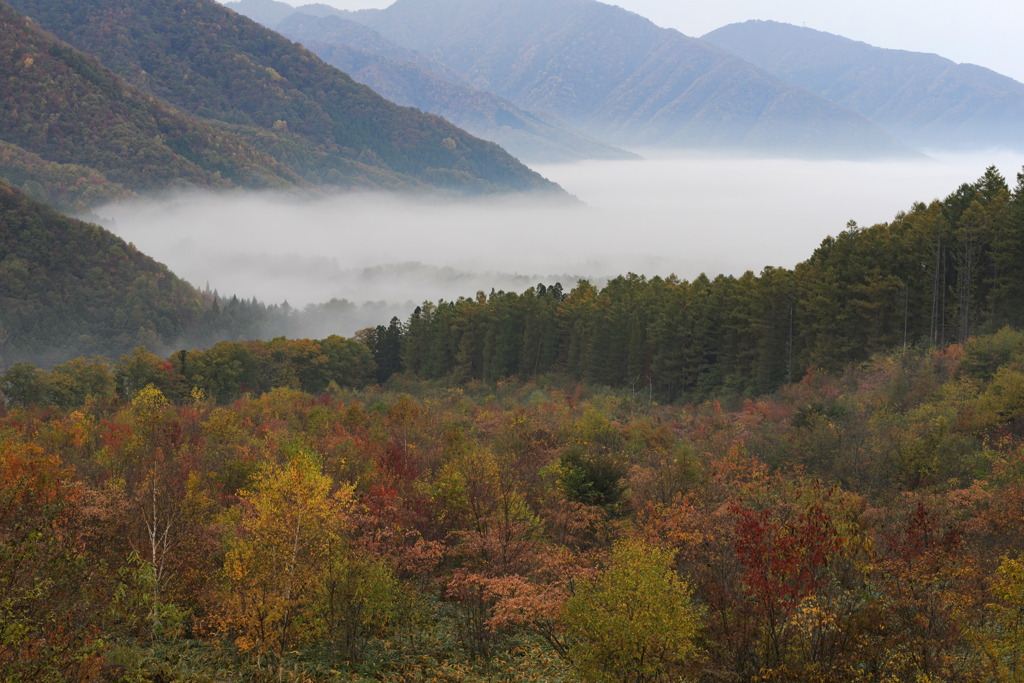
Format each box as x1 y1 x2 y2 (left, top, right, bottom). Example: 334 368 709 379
366 166 1024 401
1 334 374 409
4 330 1024 682
5 164 1022 394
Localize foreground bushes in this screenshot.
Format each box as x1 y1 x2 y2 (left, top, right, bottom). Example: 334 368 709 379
3 335 1024 681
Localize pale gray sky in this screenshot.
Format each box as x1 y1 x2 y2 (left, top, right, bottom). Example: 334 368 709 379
241 0 1024 83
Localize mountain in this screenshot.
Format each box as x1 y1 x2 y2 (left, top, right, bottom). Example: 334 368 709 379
221 0 309 27
276 14 638 163
338 0 912 158
0 2 306 198
701 21 1024 151
275 12 469 85
224 0 377 28
5 0 564 195
0 180 209 367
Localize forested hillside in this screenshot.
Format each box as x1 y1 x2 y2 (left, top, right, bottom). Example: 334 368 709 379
344 0 912 157
702 21 1024 151
0 140 134 216
0 178 377 367
0 2 305 195
5 0 564 195
0 181 210 368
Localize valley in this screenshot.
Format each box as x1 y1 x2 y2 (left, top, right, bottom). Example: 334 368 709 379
3 1 1024 681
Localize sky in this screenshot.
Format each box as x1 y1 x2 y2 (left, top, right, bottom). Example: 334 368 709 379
241 0 1024 83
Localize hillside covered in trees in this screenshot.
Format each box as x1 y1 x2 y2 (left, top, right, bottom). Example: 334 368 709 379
0 2 305 196
4 0 564 196
0 181 338 368
0 181 211 368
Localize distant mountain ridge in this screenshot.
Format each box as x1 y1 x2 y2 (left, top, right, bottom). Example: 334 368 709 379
276 12 469 85
5 0 565 196
337 0 912 158
701 20 1024 151
275 13 639 163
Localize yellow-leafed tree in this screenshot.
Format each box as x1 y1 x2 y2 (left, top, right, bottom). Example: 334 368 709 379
217 448 353 665
564 536 704 683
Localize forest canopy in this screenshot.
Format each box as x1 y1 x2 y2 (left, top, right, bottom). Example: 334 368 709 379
3 327 1024 681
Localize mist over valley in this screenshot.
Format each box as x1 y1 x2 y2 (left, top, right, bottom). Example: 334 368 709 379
97 149 1024 337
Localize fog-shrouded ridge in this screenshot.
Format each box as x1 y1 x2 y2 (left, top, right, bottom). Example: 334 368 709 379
97 151 1024 339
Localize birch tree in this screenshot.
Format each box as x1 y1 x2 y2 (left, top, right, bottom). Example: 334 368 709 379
218 448 353 673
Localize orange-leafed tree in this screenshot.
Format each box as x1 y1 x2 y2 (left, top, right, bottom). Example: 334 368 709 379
0 441 107 681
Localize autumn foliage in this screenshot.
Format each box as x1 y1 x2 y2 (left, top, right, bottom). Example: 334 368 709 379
3 330 1024 681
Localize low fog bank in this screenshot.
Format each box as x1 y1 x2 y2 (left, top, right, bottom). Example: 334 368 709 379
97 150 1024 338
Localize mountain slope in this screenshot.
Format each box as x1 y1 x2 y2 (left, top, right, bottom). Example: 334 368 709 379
0 180 208 367
275 12 473 88
702 21 1024 151
0 2 305 195
277 14 638 163
7 0 563 194
224 0 381 28
348 0 912 157
0 140 134 216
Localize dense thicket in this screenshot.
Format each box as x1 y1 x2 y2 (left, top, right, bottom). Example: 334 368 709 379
0 335 374 410
371 166 1024 402
3 330 1024 681
5 0 563 194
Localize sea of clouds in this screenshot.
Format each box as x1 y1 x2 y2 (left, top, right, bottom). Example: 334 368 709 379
97 150 1024 336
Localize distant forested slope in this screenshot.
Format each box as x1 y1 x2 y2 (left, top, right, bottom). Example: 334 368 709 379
278 15 638 163
272 10 474 86
343 0 911 157
5 0 564 195
702 21 1024 151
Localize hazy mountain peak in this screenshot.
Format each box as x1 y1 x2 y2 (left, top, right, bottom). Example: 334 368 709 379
348 0 915 158
275 12 639 163
702 20 1024 151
